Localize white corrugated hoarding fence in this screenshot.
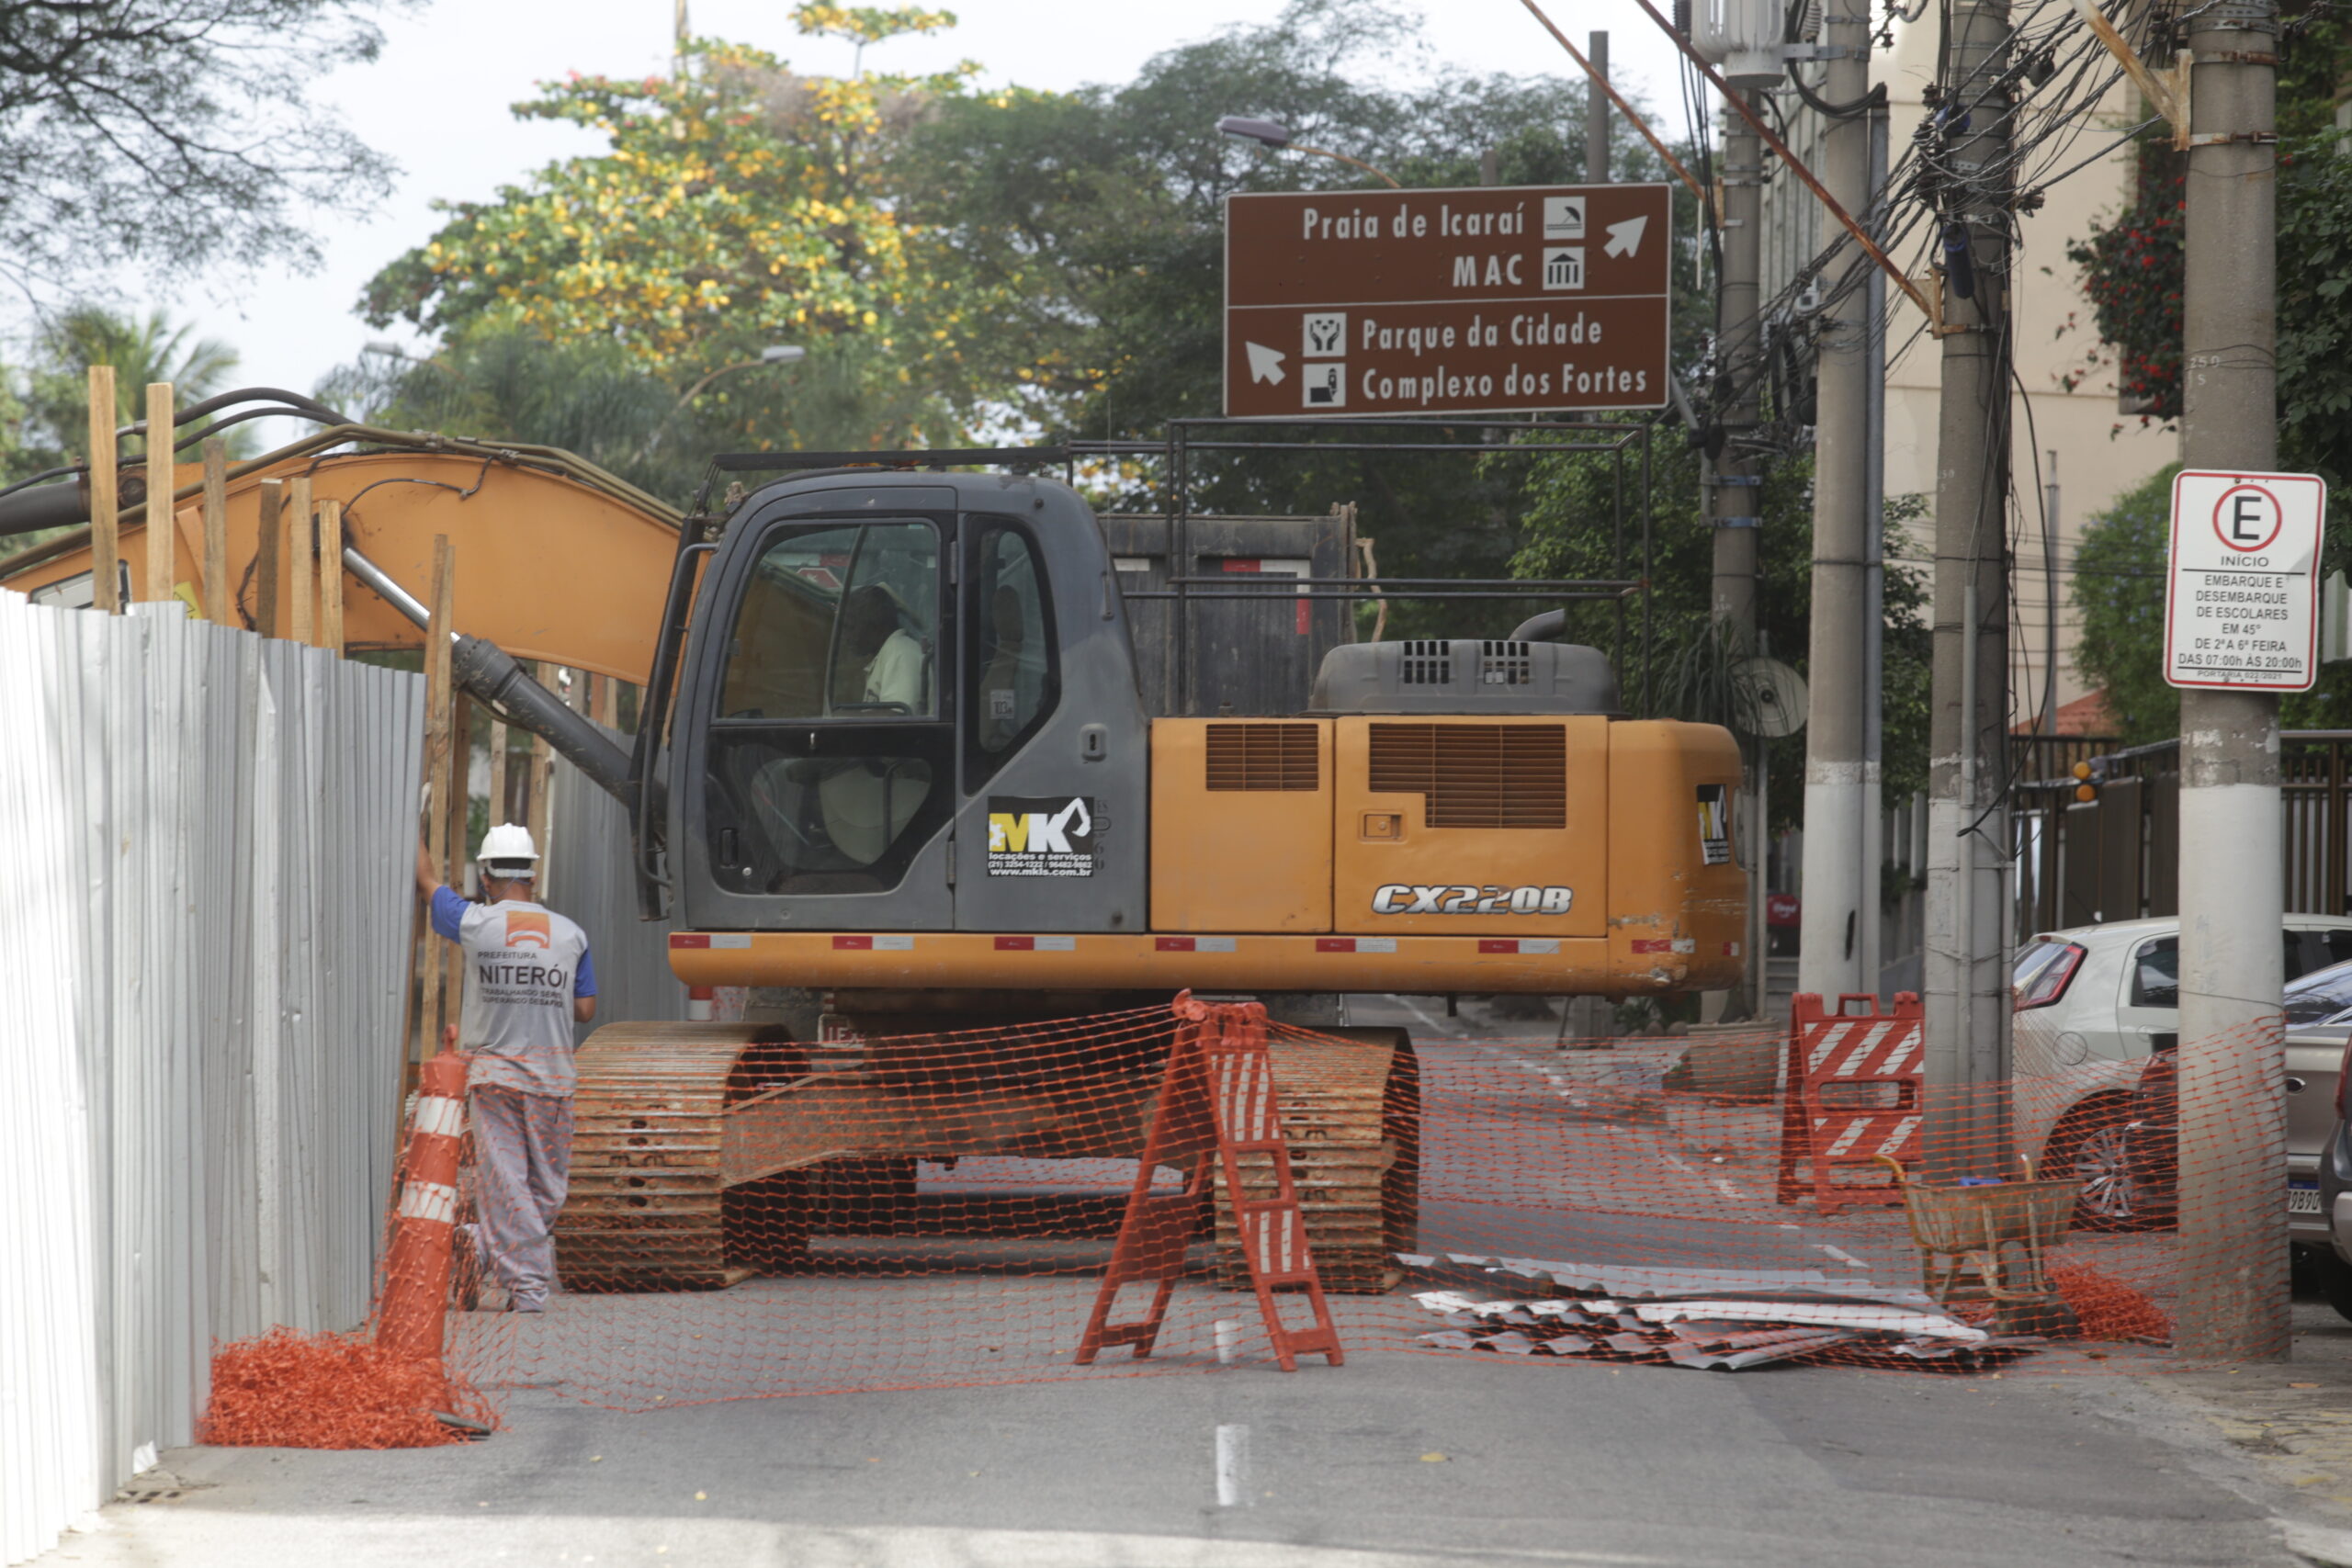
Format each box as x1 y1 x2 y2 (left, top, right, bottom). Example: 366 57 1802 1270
0 594 421 1563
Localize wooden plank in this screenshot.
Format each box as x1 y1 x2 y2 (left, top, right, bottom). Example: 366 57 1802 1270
288 475 314 646
317 500 345 653
444 690 471 1037
254 479 284 636
417 536 455 1065
143 382 173 604
199 439 228 624
87 366 119 614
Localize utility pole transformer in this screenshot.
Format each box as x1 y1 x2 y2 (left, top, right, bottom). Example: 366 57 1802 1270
1921 0 2014 1173
2174 0 2290 1361
1798 6 1876 1001
1711 96 1767 1014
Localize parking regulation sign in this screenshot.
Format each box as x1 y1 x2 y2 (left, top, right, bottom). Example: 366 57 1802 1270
2163 468 2328 691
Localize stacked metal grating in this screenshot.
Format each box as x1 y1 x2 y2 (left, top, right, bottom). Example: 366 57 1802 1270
1400 1255 2041 1372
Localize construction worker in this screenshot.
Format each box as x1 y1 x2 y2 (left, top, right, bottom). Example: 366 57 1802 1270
414 823 596 1313
838 583 927 713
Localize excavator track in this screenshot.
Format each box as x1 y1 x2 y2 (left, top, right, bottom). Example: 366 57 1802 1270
554 1019 1420 1296
1216 1028 1419 1294
554 1022 800 1291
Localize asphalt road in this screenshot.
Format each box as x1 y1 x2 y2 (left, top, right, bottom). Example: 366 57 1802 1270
24 998 2323 1568
39 1343 2301 1568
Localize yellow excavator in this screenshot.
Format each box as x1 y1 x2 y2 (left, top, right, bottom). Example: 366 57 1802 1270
0 408 1745 1292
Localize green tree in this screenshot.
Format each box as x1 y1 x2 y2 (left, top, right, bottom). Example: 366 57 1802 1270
4 305 245 481
0 0 398 301
2064 12 2352 527
1510 432 1933 820
900 0 1702 636
317 316 949 503
359 13 1017 455
2067 465 2179 745
2071 462 2352 741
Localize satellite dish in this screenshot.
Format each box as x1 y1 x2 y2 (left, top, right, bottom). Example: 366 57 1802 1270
1729 657 1808 738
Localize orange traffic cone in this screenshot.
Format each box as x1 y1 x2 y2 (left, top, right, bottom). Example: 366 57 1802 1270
378 1028 468 1372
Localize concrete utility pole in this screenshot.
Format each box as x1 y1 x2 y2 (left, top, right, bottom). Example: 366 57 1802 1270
1798 6 1876 1002
1921 0 2014 1173
1586 32 1611 182
2174 0 2289 1361
1860 101 1892 994
1711 96 1766 1013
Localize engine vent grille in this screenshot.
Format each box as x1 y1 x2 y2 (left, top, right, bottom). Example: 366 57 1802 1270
1367 723 1566 829
1399 639 1453 685
1205 723 1321 791
1479 640 1533 686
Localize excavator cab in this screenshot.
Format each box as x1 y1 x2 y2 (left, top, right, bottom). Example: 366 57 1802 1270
664 471 1150 935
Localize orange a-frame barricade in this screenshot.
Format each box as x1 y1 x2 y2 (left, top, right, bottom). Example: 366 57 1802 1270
1777 991 1925 1214
1076 995 1343 1371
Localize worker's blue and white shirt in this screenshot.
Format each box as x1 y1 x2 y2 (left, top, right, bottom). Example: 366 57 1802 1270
429 890 597 1098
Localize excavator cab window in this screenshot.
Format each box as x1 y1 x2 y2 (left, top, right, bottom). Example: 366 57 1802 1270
964 520 1057 787
705 519 954 895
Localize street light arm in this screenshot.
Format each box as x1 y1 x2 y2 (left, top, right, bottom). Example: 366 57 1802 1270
1288 143 1403 189
673 360 766 412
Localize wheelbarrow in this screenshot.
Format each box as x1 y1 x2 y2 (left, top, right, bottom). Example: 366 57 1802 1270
1874 1155 2084 1335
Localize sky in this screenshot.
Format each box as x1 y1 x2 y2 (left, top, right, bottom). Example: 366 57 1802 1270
44 0 1686 435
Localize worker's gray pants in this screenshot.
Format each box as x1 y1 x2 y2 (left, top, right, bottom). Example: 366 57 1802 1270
469 1087 573 1310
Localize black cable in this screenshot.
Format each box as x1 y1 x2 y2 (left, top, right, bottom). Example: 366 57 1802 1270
1787 63 1887 119
170 406 342 453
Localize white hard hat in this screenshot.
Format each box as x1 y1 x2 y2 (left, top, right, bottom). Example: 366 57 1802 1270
478 822 539 879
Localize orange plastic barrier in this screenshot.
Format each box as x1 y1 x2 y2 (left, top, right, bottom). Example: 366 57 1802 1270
1776 992 1924 1213
1077 996 1342 1371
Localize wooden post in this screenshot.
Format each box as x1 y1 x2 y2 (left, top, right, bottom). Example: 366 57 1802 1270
87 367 119 614
417 536 455 1066
528 663 556 902
444 691 472 1036
199 439 228 625
317 500 345 654
254 480 284 636
288 476 314 646
143 383 174 605
594 672 618 728
488 718 511 828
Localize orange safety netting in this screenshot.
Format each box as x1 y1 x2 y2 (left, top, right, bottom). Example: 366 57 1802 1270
199 1327 492 1449
200 996 2311 1438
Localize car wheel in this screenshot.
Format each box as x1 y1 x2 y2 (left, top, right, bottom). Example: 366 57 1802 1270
2312 1249 2352 1325
2046 1100 2170 1233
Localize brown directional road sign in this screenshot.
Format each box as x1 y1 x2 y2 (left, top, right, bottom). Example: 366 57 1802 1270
1223 183 1673 419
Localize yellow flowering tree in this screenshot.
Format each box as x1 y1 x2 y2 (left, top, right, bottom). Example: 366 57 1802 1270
359 9 1023 445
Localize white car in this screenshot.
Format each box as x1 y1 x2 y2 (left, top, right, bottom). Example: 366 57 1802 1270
2011 916 2352 1230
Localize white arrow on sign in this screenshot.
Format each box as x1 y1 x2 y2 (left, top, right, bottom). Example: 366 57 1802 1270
1245 342 1286 384
1603 216 1648 259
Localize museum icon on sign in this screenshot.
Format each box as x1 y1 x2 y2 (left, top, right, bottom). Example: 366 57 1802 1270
1543 246 1586 290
